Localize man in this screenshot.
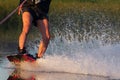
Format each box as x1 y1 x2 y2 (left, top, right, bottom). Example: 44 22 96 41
18 0 51 59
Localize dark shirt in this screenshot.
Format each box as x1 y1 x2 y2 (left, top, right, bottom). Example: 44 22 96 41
20 0 51 13
19 0 51 26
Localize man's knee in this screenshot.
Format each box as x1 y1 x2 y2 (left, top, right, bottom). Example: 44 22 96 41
21 30 28 36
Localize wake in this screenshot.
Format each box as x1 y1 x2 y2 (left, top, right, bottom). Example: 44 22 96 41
19 43 120 79
19 37 120 80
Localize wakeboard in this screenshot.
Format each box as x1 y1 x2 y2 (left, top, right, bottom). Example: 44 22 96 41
7 54 36 64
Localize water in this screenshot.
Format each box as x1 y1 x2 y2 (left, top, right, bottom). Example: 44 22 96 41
0 3 120 80
0 39 120 80
1 34 120 80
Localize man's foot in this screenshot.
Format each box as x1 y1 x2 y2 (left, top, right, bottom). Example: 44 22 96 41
35 53 42 59
18 47 27 54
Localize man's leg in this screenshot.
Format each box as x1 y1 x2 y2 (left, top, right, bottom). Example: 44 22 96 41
18 12 32 53
36 18 50 58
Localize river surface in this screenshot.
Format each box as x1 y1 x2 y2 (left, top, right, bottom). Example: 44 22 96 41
0 35 120 80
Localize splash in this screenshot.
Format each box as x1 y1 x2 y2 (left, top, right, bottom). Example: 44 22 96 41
20 36 120 79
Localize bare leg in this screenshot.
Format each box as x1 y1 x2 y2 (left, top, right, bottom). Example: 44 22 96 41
19 12 32 50
36 19 50 58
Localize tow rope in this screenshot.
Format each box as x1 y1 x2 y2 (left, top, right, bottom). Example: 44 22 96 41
0 0 27 25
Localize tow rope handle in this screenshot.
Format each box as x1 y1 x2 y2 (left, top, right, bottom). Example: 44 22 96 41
0 0 27 25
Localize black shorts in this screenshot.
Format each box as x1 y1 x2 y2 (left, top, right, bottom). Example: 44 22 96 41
20 0 51 26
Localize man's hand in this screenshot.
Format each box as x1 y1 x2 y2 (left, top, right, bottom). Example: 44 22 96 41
18 6 22 15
